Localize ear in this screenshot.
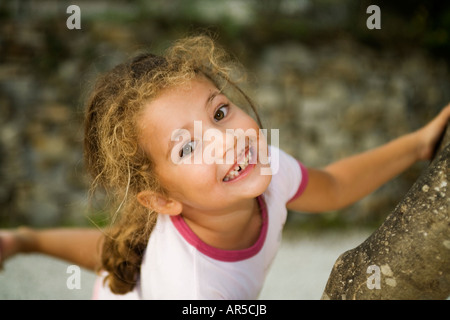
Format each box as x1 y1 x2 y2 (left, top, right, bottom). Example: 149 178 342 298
137 190 182 216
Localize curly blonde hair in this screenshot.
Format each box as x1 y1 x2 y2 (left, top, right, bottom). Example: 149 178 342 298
84 35 262 294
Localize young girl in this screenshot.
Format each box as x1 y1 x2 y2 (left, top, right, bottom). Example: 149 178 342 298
1 35 449 299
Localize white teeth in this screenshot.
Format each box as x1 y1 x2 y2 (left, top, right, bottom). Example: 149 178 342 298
223 149 253 182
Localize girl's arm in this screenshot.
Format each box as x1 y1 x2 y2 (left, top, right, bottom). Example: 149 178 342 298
0 227 103 271
288 104 450 213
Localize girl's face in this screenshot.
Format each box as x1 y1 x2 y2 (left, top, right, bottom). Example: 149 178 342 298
138 76 271 213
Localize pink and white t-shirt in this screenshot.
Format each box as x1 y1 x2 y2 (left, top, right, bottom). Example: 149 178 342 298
93 145 308 299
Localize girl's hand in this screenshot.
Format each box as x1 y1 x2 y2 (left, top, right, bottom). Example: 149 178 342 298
0 227 35 269
414 103 450 161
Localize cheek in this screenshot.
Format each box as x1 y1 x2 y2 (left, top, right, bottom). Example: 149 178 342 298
234 109 260 129
229 112 262 142
159 163 219 195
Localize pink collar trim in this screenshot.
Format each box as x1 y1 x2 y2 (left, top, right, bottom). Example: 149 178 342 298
170 196 268 262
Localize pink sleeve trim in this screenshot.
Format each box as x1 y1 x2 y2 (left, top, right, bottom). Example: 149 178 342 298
91 276 102 300
287 161 309 204
170 196 268 262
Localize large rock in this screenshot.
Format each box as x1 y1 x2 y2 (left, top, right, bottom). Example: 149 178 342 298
322 123 450 300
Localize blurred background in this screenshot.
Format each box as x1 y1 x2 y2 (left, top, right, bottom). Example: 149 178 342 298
1 0 449 230
1 0 450 300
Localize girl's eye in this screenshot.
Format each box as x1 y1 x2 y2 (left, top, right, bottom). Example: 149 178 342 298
179 141 197 158
214 105 229 122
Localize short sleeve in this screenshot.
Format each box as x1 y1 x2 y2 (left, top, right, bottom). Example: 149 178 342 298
267 145 309 204
287 161 309 203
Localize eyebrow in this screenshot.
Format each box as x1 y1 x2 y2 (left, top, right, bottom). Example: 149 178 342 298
206 90 220 109
165 90 221 161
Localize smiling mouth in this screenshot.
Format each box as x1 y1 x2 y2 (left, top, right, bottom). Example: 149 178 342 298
223 148 253 182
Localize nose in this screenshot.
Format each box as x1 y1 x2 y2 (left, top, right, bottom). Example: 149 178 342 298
223 129 248 165
223 131 237 165
202 124 251 165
